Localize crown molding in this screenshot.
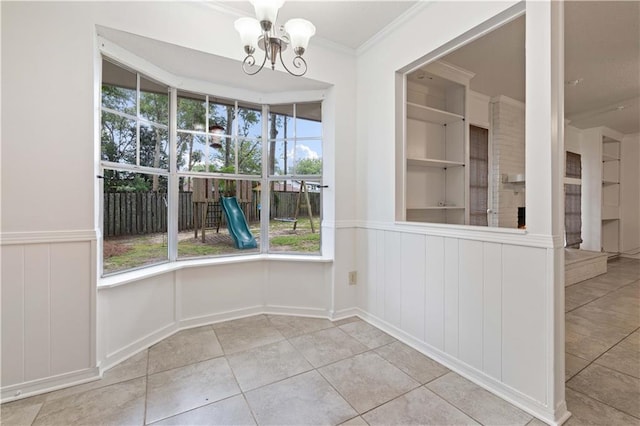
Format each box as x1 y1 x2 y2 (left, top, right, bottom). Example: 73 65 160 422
356 1 433 57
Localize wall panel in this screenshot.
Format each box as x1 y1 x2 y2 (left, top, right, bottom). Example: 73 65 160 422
502 244 547 403
443 237 460 356
425 236 445 350
23 245 51 381
400 233 426 340
383 231 402 327
482 242 502 379
458 239 484 370
1 246 25 386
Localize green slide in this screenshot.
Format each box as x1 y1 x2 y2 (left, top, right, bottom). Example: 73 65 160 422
220 196 258 249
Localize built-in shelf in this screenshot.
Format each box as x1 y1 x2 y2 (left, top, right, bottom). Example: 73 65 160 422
407 158 465 168
602 154 620 162
406 102 464 125
503 173 525 183
602 204 620 220
407 206 465 210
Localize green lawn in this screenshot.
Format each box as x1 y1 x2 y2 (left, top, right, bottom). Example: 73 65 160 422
103 218 320 274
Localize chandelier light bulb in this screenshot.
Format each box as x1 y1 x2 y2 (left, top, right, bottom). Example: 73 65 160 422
234 17 262 53
250 0 284 27
284 18 316 55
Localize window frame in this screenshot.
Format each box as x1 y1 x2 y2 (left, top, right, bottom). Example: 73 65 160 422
99 58 324 277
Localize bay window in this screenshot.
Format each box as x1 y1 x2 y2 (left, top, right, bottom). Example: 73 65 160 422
100 58 323 276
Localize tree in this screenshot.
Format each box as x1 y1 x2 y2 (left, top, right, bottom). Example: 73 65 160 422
295 158 322 175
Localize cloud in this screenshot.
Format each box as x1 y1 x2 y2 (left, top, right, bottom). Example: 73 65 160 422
291 144 319 160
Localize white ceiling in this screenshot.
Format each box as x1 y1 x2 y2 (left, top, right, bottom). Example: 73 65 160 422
213 1 419 50
437 2 639 134
100 1 639 134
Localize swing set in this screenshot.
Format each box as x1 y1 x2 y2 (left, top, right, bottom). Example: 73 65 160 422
274 180 315 233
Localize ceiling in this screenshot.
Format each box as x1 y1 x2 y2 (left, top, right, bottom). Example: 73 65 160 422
437 2 639 134
212 1 419 50
100 1 639 134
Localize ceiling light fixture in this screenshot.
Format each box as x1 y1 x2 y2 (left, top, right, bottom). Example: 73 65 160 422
234 0 316 77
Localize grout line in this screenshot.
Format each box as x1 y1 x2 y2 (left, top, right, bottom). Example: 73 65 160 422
566 387 640 421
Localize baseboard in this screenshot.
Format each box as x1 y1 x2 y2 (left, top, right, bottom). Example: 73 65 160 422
354 309 569 426
101 322 179 371
263 305 330 318
179 305 265 329
1 367 100 403
331 307 360 321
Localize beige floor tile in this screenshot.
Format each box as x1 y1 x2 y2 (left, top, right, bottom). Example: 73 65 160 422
318 351 419 413
565 284 610 312
266 314 334 337
227 340 313 391
565 353 590 381
145 357 240 423
375 341 449 384
567 363 640 418
589 282 640 317
151 394 256 425
148 326 222 374
43 350 149 402
426 372 532 425
289 327 368 367
340 415 369 425
564 388 640 426
244 370 357 426
33 377 146 426
339 320 396 349
526 418 549 425
565 329 616 361
566 311 635 344
595 333 640 378
362 386 478 426
0 400 43 426
214 316 285 354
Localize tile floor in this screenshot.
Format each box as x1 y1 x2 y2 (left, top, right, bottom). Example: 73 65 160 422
2 315 538 425
1 257 637 425
565 257 640 425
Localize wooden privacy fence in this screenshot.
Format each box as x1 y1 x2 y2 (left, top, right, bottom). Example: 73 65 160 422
103 190 320 237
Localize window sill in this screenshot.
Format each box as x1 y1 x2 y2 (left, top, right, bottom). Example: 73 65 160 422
98 254 333 289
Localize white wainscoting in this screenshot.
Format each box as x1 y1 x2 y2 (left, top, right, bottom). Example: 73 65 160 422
1 232 97 401
98 260 334 371
356 225 562 424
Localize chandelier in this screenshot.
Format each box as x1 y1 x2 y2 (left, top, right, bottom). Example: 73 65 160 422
234 0 316 77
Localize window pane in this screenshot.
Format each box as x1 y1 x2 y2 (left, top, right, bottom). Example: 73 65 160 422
209 137 235 173
295 102 322 138
178 177 260 259
269 180 321 254
140 124 169 170
102 170 168 275
268 140 291 176
237 137 262 175
209 100 234 137
292 139 322 175
178 92 206 131
268 105 293 140
101 60 136 115
140 77 168 126
177 132 207 172
236 103 263 139
101 111 136 164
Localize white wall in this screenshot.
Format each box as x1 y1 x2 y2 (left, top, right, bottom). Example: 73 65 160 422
356 1 567 423
1 0 357 400
621 133 640 252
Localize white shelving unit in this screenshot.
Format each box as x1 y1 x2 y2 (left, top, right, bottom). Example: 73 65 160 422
601 135 621 254
403 62 472 224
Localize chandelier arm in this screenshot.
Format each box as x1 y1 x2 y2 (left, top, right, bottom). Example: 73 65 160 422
278 50 308 77
242 51 268 76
